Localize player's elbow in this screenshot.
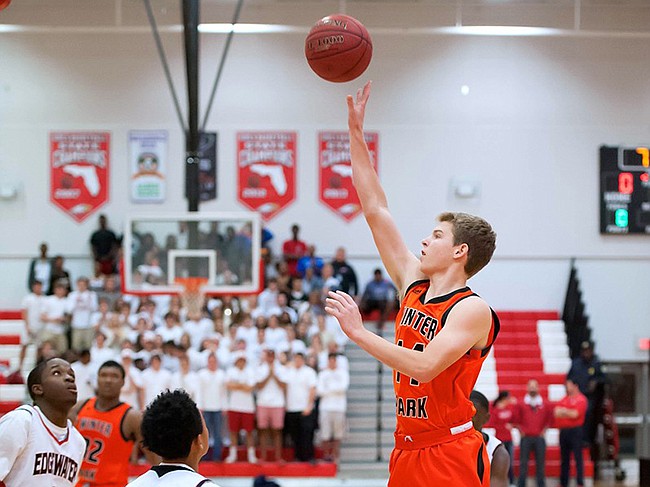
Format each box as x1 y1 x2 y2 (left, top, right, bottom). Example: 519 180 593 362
410 362 439 383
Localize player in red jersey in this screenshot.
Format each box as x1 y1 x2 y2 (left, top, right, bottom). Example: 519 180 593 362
325 81 498 487
70 360 158 487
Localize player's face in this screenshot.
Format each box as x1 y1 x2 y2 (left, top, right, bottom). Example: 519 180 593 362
97 366 125 399
419 222 458 275
38 358 77 407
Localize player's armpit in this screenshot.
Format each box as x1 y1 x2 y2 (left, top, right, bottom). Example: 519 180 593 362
490 445 511 487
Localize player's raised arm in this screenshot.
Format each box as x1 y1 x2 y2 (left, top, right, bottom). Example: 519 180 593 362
347 81 422 294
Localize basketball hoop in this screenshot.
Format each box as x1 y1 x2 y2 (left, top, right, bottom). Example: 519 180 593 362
175 276 209 317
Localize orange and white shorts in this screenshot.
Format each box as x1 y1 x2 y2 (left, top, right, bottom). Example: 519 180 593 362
388 428 490 487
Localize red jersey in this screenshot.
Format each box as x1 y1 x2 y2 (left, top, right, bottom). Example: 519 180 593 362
488 404 516 442
554 393 588 429
393 281 499 441
282 239 307 277
75 398 134 487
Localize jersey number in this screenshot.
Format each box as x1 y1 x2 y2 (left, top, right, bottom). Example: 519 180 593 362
84 438 105 465
395 340 425 386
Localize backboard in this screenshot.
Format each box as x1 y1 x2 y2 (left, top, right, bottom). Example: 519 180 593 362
121 211 262 295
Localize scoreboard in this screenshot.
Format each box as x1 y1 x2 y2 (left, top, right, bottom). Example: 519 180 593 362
600 145 650 234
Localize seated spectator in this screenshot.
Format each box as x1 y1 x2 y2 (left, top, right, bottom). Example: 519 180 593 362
225 351 257 464
253 278 280 318
317 352 350 464
235 315 258 350
320 263 341 298
360 268 397 329
301 266 323 297
288 277 308 312
90 330 118 367
330 246 358 297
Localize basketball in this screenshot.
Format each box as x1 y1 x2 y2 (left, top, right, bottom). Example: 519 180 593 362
0 0 12 11
305 14 372 83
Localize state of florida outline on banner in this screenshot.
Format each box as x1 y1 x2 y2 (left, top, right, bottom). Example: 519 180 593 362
319 131 378 222
237 131 297 221
50 132 110 222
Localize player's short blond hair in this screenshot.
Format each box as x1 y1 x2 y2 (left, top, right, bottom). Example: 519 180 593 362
438 212 496 278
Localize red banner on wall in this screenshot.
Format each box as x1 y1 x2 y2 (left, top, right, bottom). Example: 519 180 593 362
318 131 378 222
50 132 110 223
237 131 297 221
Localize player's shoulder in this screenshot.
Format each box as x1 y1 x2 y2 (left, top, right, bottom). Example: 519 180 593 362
0 405 34 435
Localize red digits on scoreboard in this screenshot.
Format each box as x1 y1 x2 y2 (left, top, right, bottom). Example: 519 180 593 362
618 172 634 194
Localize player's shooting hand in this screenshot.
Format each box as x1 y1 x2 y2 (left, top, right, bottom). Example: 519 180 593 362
347 80 371 132
325 290 364 341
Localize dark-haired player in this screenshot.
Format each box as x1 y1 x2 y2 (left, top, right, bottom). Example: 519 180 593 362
126 389 218 486
471 390 511 487
325 81 499 486
70 360 157 487
0 358 86 486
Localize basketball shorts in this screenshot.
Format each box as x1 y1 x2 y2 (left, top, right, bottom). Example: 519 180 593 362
387 429 490 487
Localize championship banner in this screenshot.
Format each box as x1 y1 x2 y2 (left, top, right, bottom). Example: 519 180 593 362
318 131 378 222
198 132 217 202
237 131 297 221
50 131 110 223
129 130 167 203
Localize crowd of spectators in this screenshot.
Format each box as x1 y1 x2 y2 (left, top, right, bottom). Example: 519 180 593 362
17 220 401 465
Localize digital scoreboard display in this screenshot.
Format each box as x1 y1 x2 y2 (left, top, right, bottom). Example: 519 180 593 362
600 146 650 234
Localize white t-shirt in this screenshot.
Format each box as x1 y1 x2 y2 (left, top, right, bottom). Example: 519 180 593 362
126 463 218 487
141 368 173 407
120 365 144 410
225 366 256 413
170 371 201 404
197 369 227 412
0 405 86 487
66 290 98 329
182 319 212 350
317 367 349 412
285 365 317 413
21 292 46 336
157 325 184 345
264 327 288 350
41 295 69 334
33 260 52 294
70 361 97 403
254 362 288 408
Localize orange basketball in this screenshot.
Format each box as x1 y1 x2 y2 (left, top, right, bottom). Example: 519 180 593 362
305 14 372 83
0 0 12 11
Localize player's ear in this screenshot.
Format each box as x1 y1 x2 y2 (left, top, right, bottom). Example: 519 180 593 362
31 383 44 398
454 243 469 257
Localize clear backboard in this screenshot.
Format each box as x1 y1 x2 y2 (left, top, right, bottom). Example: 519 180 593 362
121 212 262 295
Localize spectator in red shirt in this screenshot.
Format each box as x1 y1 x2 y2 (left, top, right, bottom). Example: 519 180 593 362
282 224 308 278
490 391 517 485
515 379 554 487
554 378 588 487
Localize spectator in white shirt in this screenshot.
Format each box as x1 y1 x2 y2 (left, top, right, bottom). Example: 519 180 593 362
197 352 227 461
252 278 280 318
89 297 113 333
284 352 317 462
225 351 257 464
39 281 70 354
264 314 289 351
67 276 99 352
90 331 117 368
157 312 184 345
20 280 47 368
71 349 97 403
317 353 350 464
235 315 258 350
171 354 201 403
141 354 172 408
119 349 144 411
255 348 288 462
182 311 212 350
